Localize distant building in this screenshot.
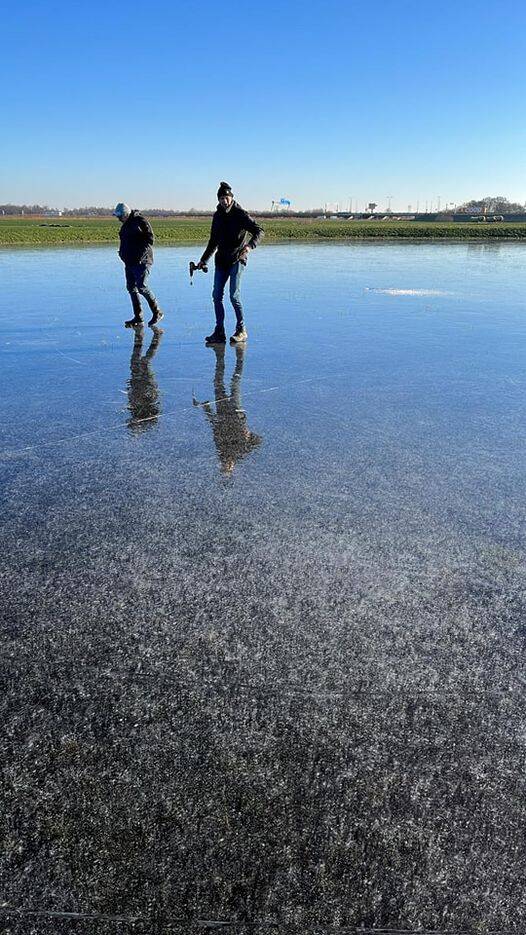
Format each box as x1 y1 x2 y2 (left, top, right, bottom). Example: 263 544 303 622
43 208 63 218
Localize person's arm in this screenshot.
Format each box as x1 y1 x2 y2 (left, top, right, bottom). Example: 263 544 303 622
199 215 219 267
139 216 155 246
238 210 264 263
241 210 264 250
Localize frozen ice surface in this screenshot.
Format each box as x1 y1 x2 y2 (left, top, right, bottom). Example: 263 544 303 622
1 242 526 931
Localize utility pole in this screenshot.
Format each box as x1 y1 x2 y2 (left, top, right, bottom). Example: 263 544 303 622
387 194 393 213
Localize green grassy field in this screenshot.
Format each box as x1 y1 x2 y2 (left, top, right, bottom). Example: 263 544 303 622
2 216 526 246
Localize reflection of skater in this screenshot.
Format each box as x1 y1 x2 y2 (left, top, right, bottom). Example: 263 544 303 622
113 202 164 329
127 326 163 434
193 345 263 476
193 182 263 346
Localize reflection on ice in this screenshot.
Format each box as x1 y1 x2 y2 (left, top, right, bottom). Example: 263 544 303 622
126 325 163 434
193 345 263 476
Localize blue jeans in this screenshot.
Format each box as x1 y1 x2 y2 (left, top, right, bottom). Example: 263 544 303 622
212 262 244 330
125 263 159 314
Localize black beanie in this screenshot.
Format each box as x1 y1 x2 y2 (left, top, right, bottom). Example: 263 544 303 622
217 181 233 199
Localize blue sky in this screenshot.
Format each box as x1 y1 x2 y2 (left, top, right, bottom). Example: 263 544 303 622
2 0 526 211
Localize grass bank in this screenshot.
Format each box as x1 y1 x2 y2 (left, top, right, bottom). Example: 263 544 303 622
3 216 526 246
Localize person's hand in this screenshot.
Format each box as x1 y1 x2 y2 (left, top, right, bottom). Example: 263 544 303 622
239 246 251 264
197 260 207 270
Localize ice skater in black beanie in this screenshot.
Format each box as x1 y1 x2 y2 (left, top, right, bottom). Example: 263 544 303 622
195 182 263 345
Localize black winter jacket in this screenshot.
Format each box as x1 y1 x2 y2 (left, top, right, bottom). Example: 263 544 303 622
118 211 154 266
200 202 263 269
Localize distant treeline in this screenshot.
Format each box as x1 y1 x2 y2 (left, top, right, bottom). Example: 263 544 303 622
0 204 52 216
2 195 525 218
457 196 524 214
0 205 131 216
0 204 326 219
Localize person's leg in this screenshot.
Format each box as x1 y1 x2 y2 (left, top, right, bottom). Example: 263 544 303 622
135 264 164 326
212 266 229 329
228 263 247 342
207 267 229 342
229 262 245 329
125 265 143 326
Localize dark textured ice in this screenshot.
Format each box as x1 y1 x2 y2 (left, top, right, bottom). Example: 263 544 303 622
1 242 526 933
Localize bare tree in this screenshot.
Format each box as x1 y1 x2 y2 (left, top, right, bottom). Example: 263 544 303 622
457 195 524 214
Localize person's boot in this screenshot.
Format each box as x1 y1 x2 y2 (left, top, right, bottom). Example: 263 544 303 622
205 326 226 345
125 315 144 328
148 308 164 327
146 298 164 327
125 293 143 328
230 324 248 344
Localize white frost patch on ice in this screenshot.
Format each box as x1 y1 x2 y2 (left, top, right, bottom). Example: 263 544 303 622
366 287 451 296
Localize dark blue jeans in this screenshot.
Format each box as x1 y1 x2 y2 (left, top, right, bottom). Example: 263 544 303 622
125 263 159 313
212 262 244 330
